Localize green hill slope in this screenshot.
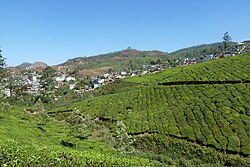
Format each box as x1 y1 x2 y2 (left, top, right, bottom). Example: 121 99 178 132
169 42 236 59
2 54 250 166
160 54 250 84
56 42 234 76
124 53 250 84
56 84 250 155
52 54 250 165
0 107 160 166
58 49 169 74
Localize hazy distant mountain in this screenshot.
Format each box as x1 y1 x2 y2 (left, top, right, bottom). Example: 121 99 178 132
28 62 48 69
16 62 32 68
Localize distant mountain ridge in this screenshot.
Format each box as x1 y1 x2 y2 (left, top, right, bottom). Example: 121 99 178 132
16 62 32 68
16 62 48 69
56 48 170 76
14 42 229 71
53 42 225 76
59 49 168 67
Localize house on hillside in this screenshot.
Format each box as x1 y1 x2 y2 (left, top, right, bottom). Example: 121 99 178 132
5 89 11 97
223 47 239 57
243 40 250 53
66 76 76 82
103 73 111 78
199 54 214 62
55 75 66 82
120 71 127 76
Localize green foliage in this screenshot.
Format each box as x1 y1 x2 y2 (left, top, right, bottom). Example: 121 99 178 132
63 49 170 73
160 54 250 84
40 66 56 91
2 53 250 166
0 48 7 99
125 54 250 85
57 83 250 157
0 107 163 166
38 66 56 103
0 48 6 69
169 42 223 59
0 102 12 112
93 80 140 95
0 140 159 166
223 32 232 42
123 66 183 84
133 134 249 166
115 121 135 153
70 114 96 138
223 32 232 49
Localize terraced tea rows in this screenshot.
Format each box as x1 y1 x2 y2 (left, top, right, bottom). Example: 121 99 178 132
160 54 250 84
0 140 158 166
57 83 250 155
123 54 250 85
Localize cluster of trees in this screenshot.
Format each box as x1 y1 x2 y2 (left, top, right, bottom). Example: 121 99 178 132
34 66 56 103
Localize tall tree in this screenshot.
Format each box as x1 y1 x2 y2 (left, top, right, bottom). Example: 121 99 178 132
0 48 6 69
5 73 27 100
0 48 7 99
223 32 232 42
37 66 56 103
222 32 232 49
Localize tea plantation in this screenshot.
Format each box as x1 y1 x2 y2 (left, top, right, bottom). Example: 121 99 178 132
52 54 250 166
160 54 250 84
124 53 250 84
0 107 160 166
59 84 250 155
1 54 250 166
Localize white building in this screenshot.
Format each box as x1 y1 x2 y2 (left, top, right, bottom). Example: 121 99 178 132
66 76 76 82
55 76 66 82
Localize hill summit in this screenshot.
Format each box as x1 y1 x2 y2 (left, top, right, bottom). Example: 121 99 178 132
16 61 48 69
28 62 48 69
15 62 32 68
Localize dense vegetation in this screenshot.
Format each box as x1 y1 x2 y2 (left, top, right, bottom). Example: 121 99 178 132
160 54 250 84
1 140 158 166
0 107 161 166
124 54 250 84
1 53 250 166
57 84 250 155
169 42 236 59
51 53 250 166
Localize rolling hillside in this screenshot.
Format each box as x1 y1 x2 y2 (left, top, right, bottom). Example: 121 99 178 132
124 53 250 84
169 42 236 59
2 53 250 166
56 42 225 75
58 49 169 74
160 54 250 84
52 53 250 166
0 106 160 166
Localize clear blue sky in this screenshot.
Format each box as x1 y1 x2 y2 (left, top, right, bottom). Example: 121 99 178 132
1 0 250 66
